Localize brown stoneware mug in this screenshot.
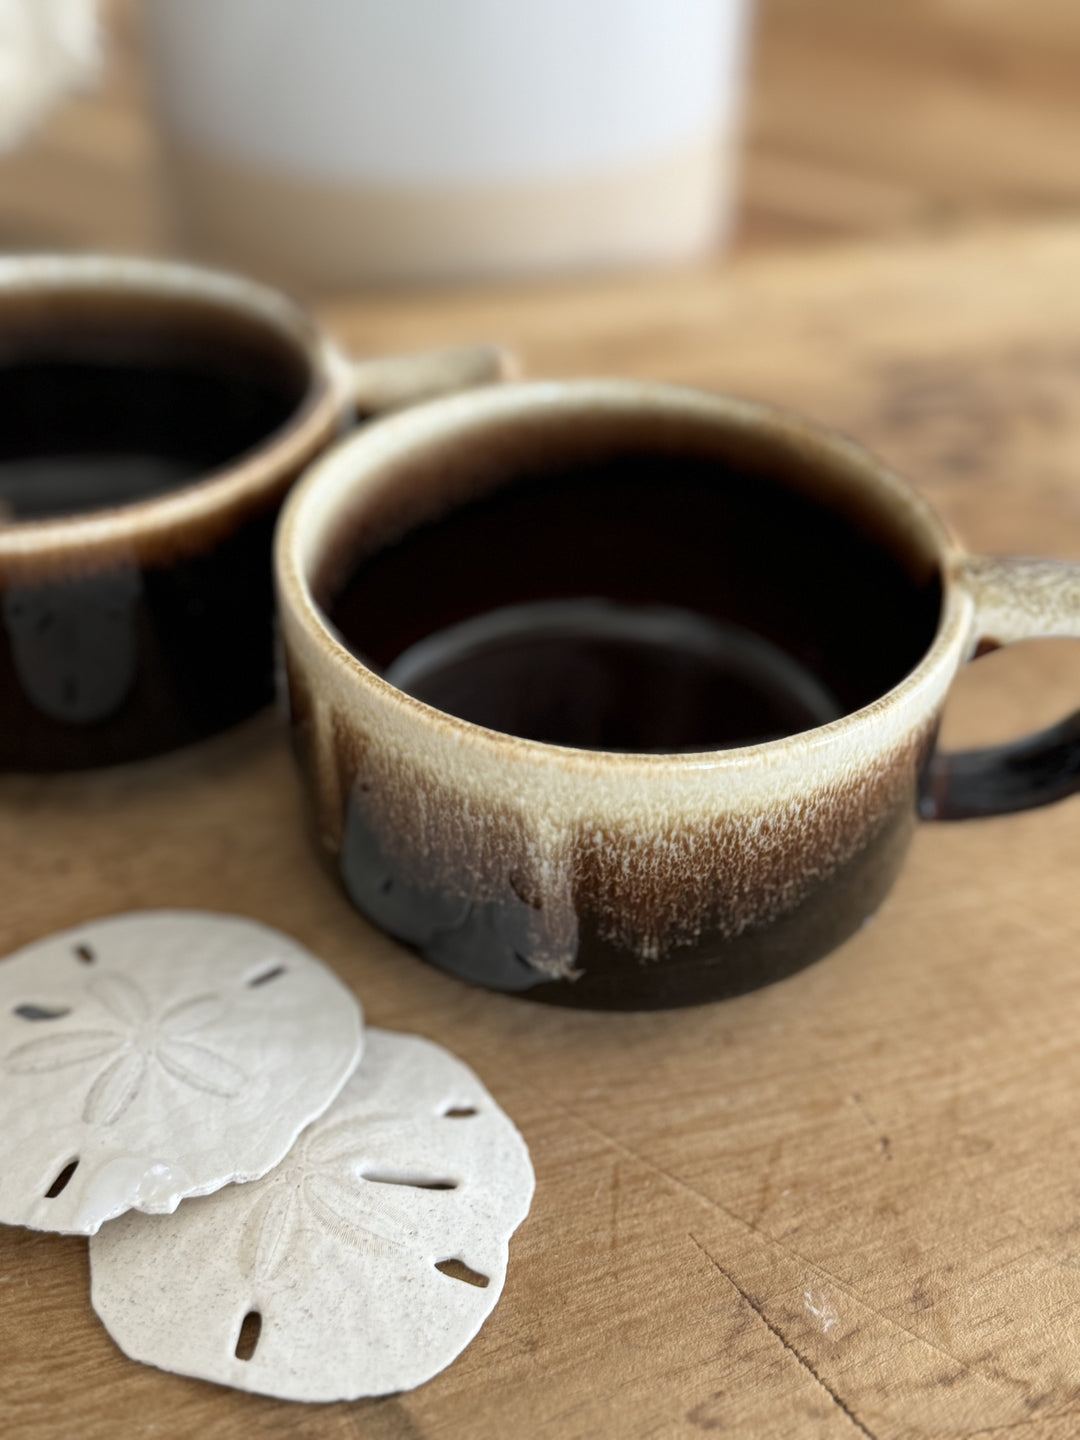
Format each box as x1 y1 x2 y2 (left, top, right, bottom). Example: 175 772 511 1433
275 380 1080 1010
0 254 508 771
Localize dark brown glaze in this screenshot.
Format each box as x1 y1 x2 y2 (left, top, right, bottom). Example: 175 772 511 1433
313 400 944 618
0 276 338 771
286 608 938 1005
0 350 304 524
314 433 942 999
278 381 961 1010
327 734 928 1009
558 801 917 1009
921 708 1080 819
326 452 942 741
1 496 283 769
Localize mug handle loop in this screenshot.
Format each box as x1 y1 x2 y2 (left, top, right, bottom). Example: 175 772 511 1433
348 343 517 418
921 556 1080 820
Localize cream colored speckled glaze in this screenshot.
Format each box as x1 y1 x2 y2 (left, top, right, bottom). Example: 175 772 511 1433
276 381 1080 1009
0 255 507 770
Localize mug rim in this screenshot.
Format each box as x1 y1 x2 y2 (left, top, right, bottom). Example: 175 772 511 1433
0 253 342 576
276 378 974 773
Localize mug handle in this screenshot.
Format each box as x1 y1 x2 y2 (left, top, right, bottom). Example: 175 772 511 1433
347 343 517 418
920 555 1080 820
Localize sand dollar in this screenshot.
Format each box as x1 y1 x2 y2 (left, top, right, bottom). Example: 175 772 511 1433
0 911 363 1234
90 1028 534 1401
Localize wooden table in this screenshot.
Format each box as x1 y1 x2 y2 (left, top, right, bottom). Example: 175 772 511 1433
3 220 1080 1440
6 8 1080 1440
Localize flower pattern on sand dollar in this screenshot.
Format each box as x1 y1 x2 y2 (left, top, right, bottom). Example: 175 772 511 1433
3 973 245 1125
239 1115 414 1283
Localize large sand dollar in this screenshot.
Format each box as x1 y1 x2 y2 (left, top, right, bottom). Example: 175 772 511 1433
90 1029 534 1401
0 911 363 1234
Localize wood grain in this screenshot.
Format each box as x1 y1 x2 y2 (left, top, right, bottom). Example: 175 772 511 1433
4 222 1080 1438
742 0 1080 244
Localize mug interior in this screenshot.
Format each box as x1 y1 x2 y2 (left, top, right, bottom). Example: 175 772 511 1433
306 389 945 753
0 281 315 524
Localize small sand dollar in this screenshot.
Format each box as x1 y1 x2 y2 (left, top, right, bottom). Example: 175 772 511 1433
0 911 363 1235
90 1029 534 1402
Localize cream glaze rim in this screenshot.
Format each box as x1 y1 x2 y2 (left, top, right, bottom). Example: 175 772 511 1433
0 253 343 563
277 379 976 778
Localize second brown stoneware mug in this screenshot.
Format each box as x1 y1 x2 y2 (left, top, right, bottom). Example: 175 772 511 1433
0 254 508 771
275 380 1080 1010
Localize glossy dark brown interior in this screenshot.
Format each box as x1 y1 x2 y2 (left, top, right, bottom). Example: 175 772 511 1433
0 284 320 771
0 291 311 521
325 421 943 751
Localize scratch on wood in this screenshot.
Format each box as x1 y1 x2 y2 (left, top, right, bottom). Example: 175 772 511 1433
548 1097 1019 1391
688 1233 878 1440
966 1417 1080 1439
749 1136 784 1229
